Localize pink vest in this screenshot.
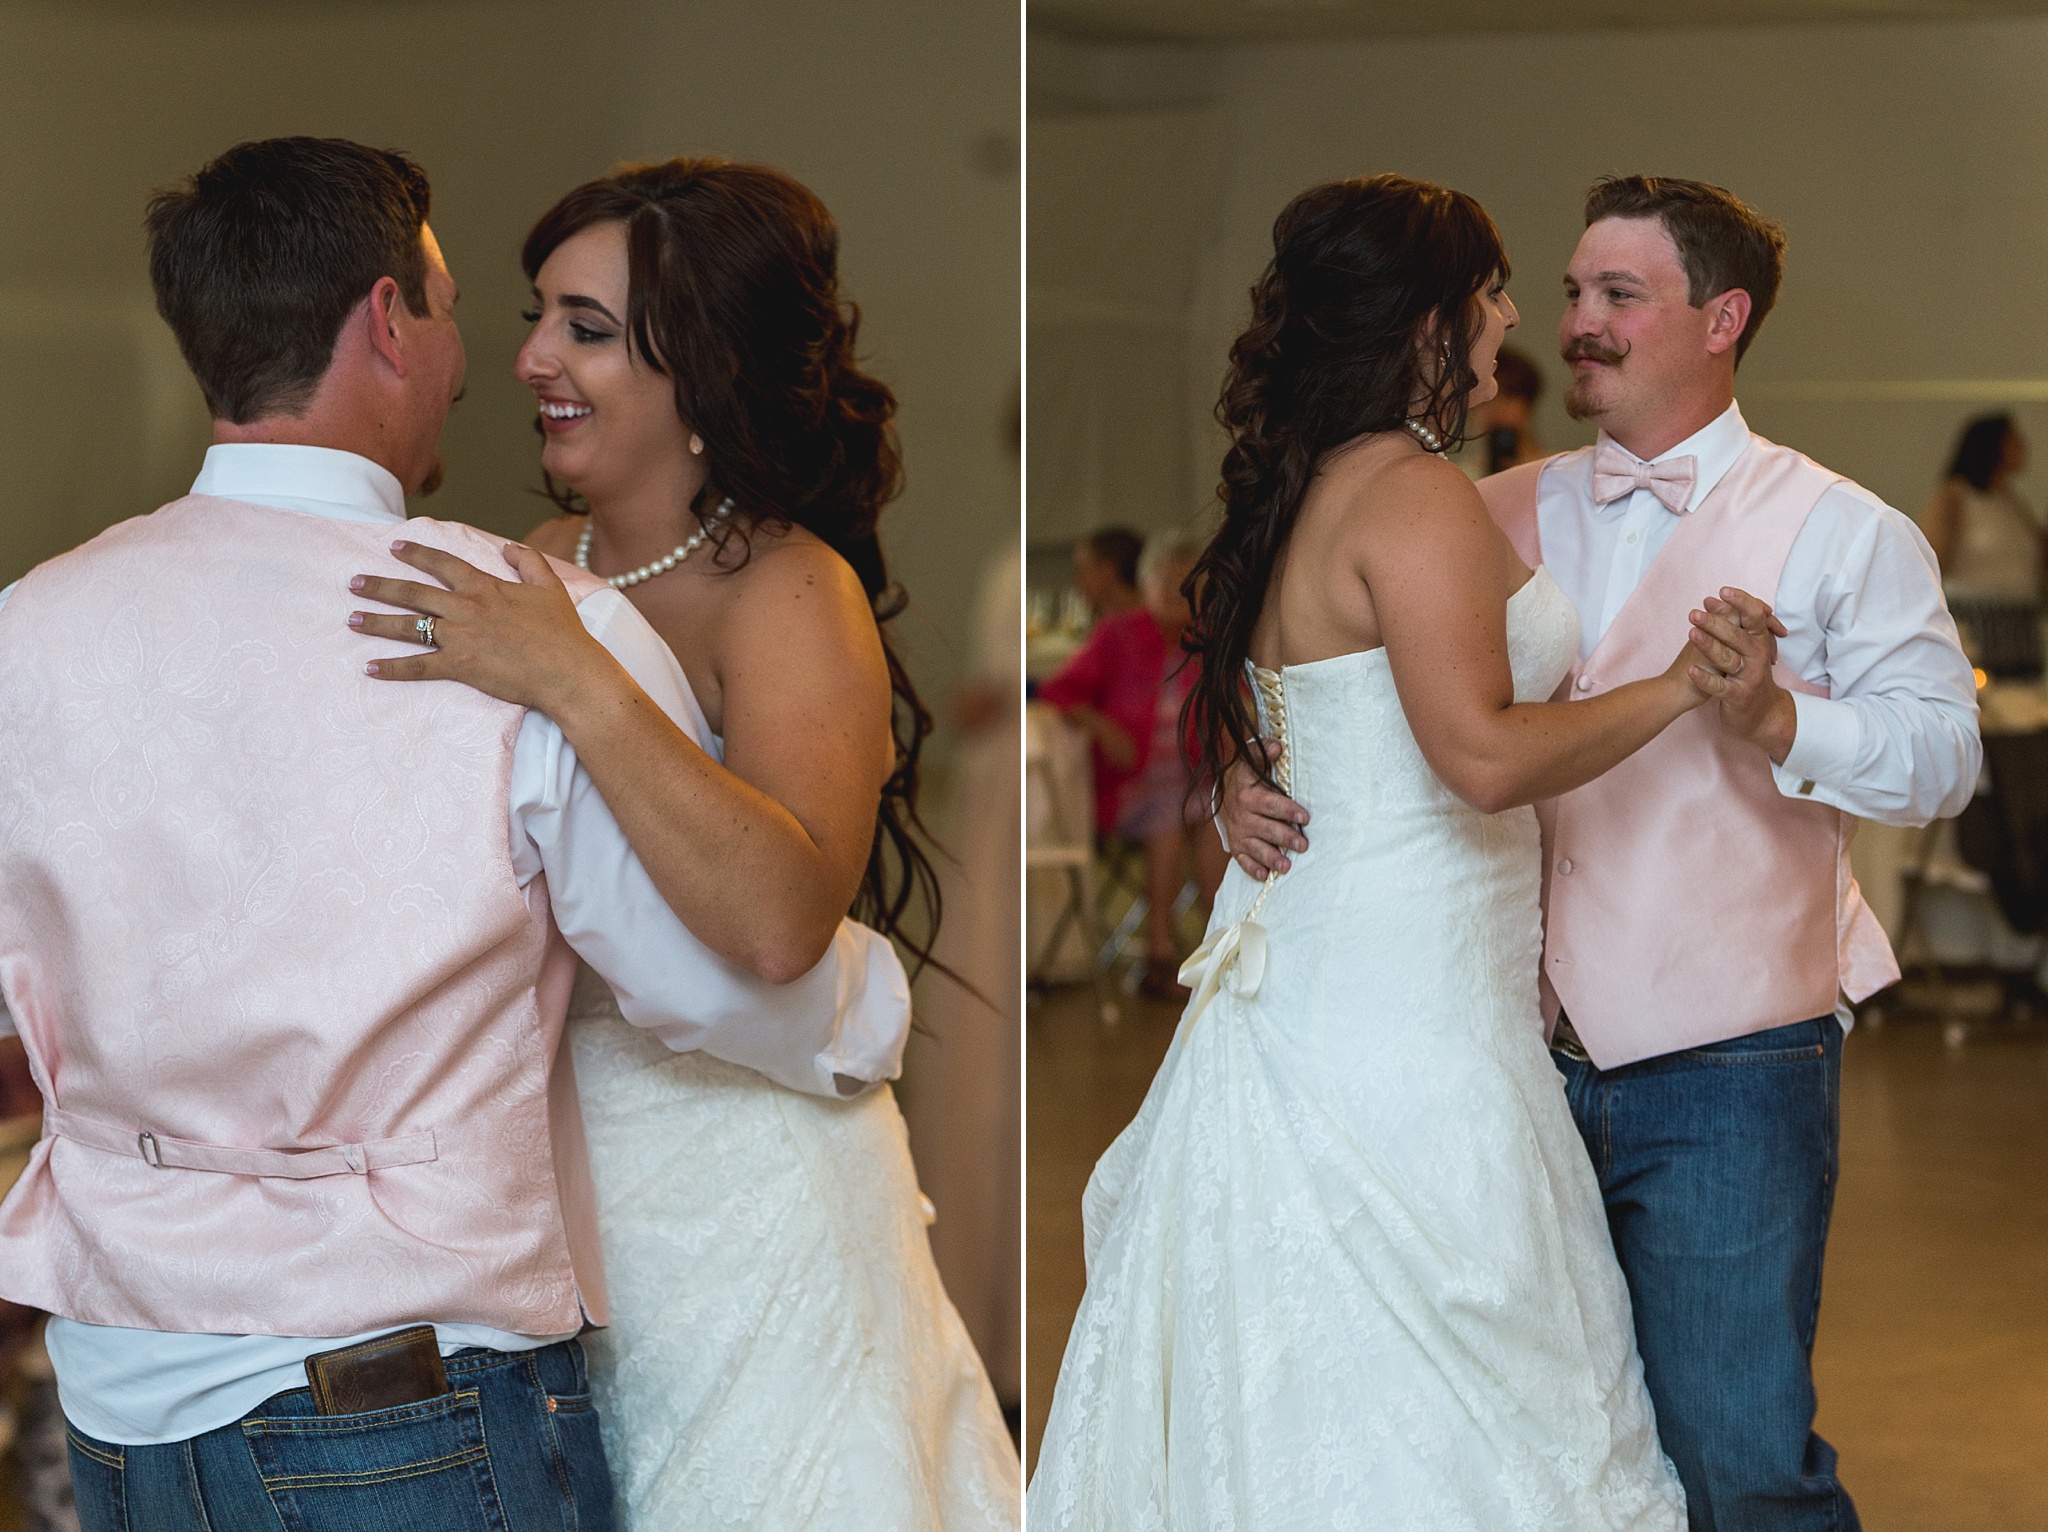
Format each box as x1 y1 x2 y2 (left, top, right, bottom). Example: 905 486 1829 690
0 496 612 1337
1480 439 1899 1067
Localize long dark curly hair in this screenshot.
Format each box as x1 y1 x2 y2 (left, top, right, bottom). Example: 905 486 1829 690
522 158 943 972
1183 174 1508 794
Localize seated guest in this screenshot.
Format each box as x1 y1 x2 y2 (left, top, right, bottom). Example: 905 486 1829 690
1040 526 1225 1000
1923 413 2043 675
1071 526 1143 619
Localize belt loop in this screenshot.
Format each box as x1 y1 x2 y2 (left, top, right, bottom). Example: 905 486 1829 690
136 1131 165 1168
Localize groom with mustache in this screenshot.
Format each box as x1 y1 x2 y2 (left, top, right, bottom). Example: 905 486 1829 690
1223 176 1978 1530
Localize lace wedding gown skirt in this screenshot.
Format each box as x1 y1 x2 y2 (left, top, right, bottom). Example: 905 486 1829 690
1030 570 1685 1530
567 967 1021 1530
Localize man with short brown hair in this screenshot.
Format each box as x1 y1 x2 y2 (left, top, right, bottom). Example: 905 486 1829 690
0 137 907 1532
1224 176 1978 1530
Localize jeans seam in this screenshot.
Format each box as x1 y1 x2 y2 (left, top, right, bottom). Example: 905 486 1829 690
1597 1075 1613 1178
67 1430 124 1470
258 1444 490 1490
242 1389 481 1435
1685 1045 1826 1067
182 1438 216 1532
528 1349 580 1529
474 1373 512 1532
69 1430 129 1532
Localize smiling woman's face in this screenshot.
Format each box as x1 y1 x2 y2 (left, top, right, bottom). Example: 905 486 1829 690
515 220 695 502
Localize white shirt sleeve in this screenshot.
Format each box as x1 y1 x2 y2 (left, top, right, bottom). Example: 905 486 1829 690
505 587 909 1098
1772 483 1982 826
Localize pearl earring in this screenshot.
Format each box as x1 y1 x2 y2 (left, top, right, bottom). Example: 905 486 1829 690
689 434 704 456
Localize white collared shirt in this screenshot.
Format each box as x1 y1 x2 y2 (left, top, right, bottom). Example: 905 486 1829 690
0 443 912 1443
1536 401 1981 827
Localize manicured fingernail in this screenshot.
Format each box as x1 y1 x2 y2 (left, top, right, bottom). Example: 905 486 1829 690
364 661 381 676
391 540 408 552
347 613 364 628
349 576 365 592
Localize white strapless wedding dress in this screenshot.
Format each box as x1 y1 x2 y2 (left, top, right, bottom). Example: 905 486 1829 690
1029 569 1685 1530
568 967 1022 1530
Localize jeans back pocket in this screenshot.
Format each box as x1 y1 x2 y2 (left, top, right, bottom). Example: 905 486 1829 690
241 1388 508 1532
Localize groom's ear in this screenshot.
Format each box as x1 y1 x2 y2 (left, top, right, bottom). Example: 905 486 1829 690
362 275 413 378
1701 288 1752 359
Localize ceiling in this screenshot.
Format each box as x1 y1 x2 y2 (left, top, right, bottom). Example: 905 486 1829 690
1031 0 2048 42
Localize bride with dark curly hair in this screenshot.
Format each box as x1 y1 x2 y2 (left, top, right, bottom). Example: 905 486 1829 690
356 159 1018 1529
1029 175 1720 1527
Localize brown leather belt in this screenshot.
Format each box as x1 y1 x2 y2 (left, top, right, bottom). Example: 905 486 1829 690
304 1326 450 1415
1550 1012 1593 1063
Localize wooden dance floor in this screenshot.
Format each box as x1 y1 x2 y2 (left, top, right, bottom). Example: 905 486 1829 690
1026 985 2048 1527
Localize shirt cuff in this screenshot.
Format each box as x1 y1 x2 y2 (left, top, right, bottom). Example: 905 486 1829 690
1774 691 1860 799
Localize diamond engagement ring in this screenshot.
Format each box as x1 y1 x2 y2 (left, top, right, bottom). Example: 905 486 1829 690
415 616 437 648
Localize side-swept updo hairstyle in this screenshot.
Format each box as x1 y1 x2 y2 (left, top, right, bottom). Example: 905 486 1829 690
1183 174 1508 793
522 158 941 967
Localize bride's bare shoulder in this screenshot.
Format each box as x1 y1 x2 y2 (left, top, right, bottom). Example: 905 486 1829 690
1324 441 1489 536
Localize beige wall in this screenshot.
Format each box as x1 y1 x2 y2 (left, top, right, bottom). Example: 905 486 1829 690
1031 16 2048 545
1028 106 1224 543
0 0 1018 710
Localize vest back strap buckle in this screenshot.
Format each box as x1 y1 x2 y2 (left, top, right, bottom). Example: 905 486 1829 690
44 1107 437 1180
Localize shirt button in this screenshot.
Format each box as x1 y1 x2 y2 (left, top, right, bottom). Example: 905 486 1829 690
1576 675 1593 691
1559 859 1575 875
1626 532 1638 544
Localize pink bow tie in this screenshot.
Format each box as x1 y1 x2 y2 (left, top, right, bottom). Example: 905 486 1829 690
1591 443 1697 515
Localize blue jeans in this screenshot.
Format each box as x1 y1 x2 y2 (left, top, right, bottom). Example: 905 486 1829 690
1554 1016 1857 1532
65 1338 615 1532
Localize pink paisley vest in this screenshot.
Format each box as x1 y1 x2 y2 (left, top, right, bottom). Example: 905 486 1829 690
0 495 612 1337
1481 439 1900 1068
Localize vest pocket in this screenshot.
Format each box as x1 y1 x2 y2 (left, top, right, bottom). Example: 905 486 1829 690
241 1387 508 1531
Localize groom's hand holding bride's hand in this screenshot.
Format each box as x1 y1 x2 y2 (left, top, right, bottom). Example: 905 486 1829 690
1685 586 1799 764
1218 739 1309 880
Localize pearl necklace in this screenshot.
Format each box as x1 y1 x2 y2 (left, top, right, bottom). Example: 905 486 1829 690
1403 418 1443 452
575 497 734 589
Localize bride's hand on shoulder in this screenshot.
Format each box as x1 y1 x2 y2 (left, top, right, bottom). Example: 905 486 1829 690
347 538 615 714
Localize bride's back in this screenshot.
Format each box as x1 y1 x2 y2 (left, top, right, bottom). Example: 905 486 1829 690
1182 174 1521 798
1249 434 1526 675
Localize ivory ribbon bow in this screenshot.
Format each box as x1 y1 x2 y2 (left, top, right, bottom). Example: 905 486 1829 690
1590 443 1697 515
1176 916 1269 1026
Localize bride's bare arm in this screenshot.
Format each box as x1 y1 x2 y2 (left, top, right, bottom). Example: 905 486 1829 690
350 538 890 983
1354 458 1714 815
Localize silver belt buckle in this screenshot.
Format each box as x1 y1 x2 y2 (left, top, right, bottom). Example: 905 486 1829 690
137 1130 167 1168
1551 1014 1592 1063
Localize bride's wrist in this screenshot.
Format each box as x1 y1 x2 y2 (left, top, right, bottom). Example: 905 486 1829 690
534 645 635 735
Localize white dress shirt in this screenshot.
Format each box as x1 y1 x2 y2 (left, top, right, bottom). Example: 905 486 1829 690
0 443 913 1443
1538 401 1980 828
